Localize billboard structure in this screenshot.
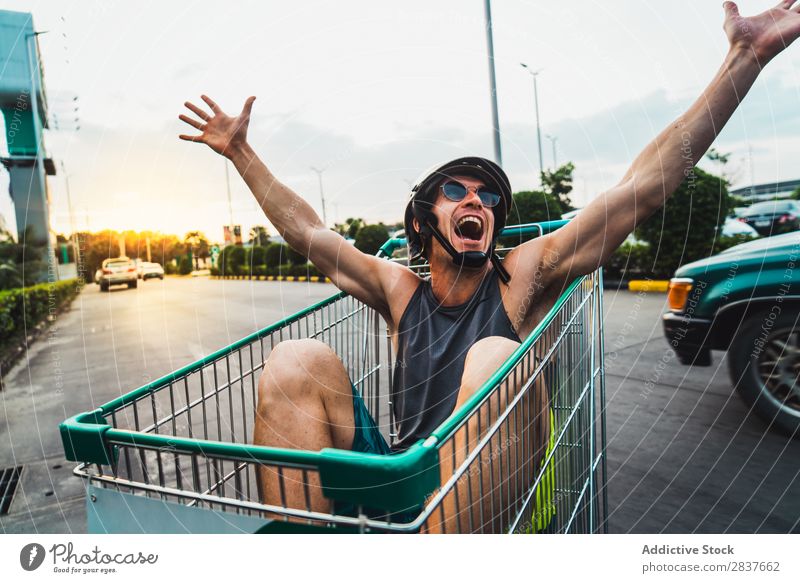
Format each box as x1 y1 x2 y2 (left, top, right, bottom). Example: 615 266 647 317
0 9 56 282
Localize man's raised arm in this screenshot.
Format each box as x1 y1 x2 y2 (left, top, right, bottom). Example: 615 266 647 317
178 95 402 321
538 1 800 285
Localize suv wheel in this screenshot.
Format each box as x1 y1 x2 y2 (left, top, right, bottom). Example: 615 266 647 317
728 311 800 437
100 282 109 292
128 280 138 289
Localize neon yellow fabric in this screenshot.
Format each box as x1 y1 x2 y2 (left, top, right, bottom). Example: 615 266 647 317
532 408 556 532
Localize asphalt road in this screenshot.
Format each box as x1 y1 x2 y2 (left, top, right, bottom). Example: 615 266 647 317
1 277 797 533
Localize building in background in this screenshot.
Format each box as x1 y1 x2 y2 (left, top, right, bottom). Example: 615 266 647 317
730 179 800 203
0 9 56 282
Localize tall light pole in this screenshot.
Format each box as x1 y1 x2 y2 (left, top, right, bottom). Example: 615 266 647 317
546 134 558 169
520 63 544 184
484 0 502 166
310 166 328 227
59 160 79 267
224 159 234 228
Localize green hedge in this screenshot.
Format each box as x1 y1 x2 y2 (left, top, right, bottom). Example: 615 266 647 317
603 242 652 280
211 263 325 278
0 278 82 351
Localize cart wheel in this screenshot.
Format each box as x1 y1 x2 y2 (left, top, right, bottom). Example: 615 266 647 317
728 310 800 438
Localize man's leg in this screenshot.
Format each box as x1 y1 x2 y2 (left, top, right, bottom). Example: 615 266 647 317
428 336 550 533
253 338 356 513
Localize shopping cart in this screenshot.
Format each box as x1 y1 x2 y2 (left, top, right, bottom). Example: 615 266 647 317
60 220 608 534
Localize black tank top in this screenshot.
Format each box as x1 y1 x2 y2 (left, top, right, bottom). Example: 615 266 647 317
391 268 521 451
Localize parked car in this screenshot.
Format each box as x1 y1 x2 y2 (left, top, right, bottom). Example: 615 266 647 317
737 200 800 236
663 232 800 436
720 216 759 238
98 257 138 291
134 258 144 279
141 261 165 280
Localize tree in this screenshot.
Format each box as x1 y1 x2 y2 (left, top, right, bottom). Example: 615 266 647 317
635 167 729 278
249 225 270 246
540 162 575 211
248 245 267 268
0 259 21 289
265 243 287 268
333 217 364 239
178 254 194 275
220 244 245 275
286 245 307 265
510 190 564 224
184 231 210 269
705 147 735 185
354 223 389 256
0 228 21 289
706 147 730 166
791 187 800 201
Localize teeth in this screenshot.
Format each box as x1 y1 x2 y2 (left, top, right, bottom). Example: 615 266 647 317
457 216 482 229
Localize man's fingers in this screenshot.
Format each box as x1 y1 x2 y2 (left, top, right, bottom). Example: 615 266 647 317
723 1 739 17
178 133 204 142
241 95 256 117
178 114 205 131
778 0 796 10
184 101 210 121
201 94 221 113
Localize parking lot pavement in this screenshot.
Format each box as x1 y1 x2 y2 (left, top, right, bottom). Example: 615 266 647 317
1 278 797 533
0 277 338 533
601 287 800 533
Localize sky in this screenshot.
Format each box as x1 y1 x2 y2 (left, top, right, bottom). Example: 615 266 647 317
1 0 799 243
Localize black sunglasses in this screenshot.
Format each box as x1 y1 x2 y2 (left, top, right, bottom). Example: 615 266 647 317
440 180 501 208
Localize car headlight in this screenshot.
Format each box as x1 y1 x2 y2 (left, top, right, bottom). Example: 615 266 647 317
667 278 694 312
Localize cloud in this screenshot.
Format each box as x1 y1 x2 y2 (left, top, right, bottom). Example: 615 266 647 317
39 67 800 238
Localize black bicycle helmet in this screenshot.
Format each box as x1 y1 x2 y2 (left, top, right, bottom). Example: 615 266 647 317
403 156 513 282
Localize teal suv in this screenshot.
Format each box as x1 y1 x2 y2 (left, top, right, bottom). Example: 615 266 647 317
663 232 800 436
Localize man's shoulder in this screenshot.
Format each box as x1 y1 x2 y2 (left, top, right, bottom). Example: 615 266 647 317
498 235 565 334
382 263 424 329
500 235 554 284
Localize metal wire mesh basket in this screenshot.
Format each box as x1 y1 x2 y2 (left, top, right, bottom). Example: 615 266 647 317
61 222 608 533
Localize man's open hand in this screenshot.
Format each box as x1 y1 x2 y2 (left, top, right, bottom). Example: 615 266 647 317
178 95 256 158
724 0 800 64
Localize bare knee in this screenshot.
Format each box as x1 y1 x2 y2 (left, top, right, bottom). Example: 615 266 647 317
258 339 341 407
460 336 520 399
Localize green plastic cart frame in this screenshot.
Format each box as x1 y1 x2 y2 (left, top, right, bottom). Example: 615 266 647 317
60 221 608 534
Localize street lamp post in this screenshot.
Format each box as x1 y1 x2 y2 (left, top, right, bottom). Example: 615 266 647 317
484 0 503 166
310 167 328 227
520 63 544 185
546 134 558 169
224 160 234 229
60 160 80 268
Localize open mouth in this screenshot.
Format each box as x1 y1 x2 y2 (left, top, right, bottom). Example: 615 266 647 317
454 215 484 243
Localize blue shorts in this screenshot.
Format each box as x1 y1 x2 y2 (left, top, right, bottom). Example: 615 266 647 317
349 384 392 455
331 386 421 523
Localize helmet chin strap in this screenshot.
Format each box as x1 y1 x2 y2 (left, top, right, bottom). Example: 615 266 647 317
421 217 511 284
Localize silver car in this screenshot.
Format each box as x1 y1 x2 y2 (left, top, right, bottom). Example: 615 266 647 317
98 257 138 291
141 261 165 280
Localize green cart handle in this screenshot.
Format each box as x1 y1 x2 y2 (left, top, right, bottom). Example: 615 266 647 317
379 220 570 257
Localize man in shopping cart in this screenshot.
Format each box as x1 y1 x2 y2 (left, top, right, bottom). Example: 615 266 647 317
179 1 800 531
